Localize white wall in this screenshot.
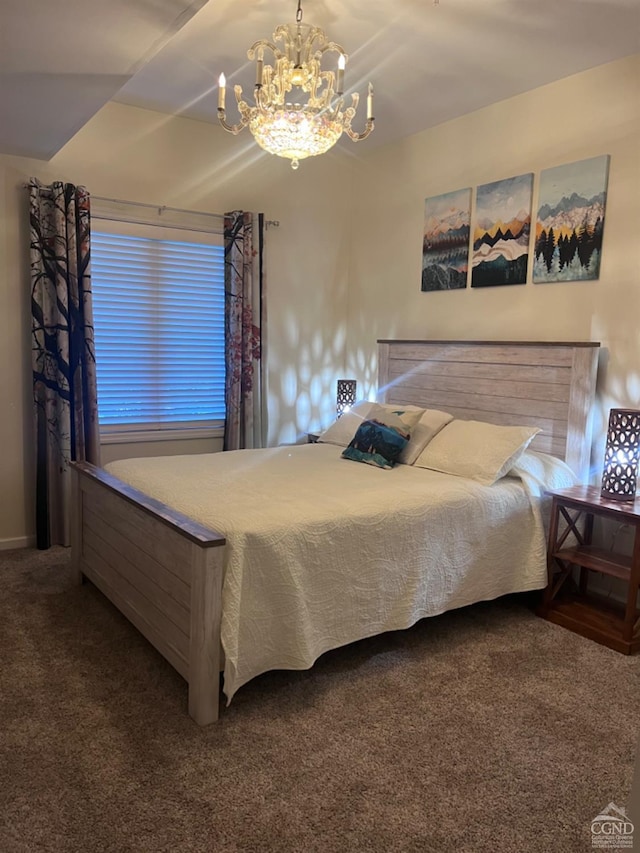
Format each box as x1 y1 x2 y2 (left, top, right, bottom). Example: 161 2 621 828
0 103 353 547
347 55 640 480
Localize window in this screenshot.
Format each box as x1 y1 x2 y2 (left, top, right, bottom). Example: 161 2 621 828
91 218 225 436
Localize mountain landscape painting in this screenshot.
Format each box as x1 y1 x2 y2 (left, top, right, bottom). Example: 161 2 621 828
471 174 533 288
533 155 610 283
421 188 471 291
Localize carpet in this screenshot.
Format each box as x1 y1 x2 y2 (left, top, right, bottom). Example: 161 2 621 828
1 546 638 852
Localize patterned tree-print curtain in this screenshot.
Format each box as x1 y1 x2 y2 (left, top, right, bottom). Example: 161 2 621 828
29 180 100 549
223 211 266 451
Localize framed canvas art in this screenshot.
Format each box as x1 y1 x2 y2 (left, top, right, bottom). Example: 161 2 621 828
421 188 471 292
471 173 533 288
533 155 610 283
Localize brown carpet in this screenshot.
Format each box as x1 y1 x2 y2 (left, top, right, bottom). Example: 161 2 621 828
1 547 638 853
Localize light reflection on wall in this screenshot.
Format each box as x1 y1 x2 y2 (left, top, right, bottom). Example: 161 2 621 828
269 307 350 446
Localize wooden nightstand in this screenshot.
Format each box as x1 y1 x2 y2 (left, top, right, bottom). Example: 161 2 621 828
539 485 640 654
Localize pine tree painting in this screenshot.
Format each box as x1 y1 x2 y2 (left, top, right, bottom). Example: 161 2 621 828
533 155 610 283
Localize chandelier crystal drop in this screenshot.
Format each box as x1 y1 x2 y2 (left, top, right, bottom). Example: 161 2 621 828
217 0 375 169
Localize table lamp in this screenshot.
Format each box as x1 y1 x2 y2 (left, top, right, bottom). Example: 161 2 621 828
337 379 357 417
600 408 640 501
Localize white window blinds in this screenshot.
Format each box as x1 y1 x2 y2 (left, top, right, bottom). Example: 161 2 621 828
91 225 225 431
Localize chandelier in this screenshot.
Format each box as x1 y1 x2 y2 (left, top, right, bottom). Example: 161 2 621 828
217 0 374 169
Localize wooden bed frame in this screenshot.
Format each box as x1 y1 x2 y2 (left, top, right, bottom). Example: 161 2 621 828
71 340 600 724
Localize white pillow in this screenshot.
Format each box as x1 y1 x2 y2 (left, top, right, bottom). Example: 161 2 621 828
317 401 376 447
414 419 541 485
398 409 453 465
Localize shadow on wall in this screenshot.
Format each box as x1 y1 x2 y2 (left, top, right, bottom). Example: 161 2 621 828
590 314 640 486
588 328 640 592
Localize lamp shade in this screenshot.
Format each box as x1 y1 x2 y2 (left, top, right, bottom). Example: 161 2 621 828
337 379 357 417
600 408 640 501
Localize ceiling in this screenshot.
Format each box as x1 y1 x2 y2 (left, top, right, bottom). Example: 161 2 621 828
2 0 639 161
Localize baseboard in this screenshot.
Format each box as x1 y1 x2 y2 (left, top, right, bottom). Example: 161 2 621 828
0 535 36 551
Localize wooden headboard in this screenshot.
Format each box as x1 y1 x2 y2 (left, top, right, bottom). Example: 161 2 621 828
377 340 600 480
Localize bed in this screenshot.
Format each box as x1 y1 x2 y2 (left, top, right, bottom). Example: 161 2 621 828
71 340 600 724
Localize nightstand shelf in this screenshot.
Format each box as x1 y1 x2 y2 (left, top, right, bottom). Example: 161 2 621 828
553 546 632 581
538 485 640 654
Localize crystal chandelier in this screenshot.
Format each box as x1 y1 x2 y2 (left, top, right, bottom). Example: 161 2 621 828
217 0 375 169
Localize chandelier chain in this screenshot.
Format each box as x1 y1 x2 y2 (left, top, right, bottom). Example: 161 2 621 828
296 0 302 24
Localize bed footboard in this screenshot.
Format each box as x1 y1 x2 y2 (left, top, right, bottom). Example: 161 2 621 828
70 461 226 725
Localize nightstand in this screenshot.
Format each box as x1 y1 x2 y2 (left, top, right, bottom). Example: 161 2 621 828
539 485 640 654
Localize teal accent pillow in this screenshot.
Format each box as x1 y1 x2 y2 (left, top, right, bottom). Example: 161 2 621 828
341 405 423 469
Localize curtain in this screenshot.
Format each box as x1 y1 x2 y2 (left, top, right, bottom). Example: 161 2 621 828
223 211 266 450
29 180 100 549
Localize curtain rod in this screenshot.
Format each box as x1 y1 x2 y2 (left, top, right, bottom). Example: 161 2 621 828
93 199 280 230
26 183 223 220
92 194 224 221
26 185 280 228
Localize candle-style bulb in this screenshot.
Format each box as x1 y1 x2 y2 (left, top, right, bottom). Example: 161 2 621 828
367 82 374 120
218 73 226 109
337 54 345 95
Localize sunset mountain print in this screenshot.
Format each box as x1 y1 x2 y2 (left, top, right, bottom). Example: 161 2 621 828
421 188 471 291
471 174 533 288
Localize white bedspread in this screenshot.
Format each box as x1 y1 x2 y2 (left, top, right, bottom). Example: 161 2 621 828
105 445 576 701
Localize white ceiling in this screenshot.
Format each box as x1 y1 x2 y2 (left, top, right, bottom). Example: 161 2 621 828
2 0 639 161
